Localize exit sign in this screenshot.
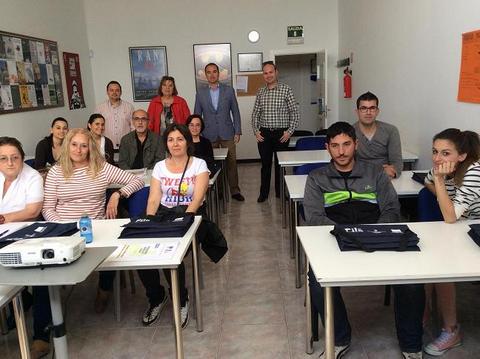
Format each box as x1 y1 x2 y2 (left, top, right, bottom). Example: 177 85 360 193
287 25 304 44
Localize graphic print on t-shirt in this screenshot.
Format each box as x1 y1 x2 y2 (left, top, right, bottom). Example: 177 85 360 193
161 175 196 205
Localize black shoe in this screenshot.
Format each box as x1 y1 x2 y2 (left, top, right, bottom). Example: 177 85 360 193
231 193 245 201
257 195 268 203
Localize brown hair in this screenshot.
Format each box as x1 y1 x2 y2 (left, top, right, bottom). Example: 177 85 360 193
158 76 178 96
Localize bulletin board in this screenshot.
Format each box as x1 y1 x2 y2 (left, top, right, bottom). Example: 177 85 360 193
236 73 264 97
0 30 64 114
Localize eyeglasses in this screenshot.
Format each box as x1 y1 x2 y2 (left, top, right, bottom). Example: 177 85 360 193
0 155 21 163
133 117 148 122
358 106 378 113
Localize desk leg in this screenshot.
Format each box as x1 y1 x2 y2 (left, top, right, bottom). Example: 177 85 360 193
114 271 121 322
192 237 203 332
294 202 302 288
221 163 227 214
305 260 313 354
171 269 184 359
289 198 295 259
215 181 220 224
12 292 30 359
48 286 68 359
281 167 286 226
324 287 335 359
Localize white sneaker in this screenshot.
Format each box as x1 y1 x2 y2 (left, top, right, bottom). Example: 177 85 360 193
181 300 189 329
402 351 423 359
318 344 350 358
142 295 168 326
424 325 462 356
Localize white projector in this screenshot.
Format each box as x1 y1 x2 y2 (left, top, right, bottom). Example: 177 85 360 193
0 237 85 267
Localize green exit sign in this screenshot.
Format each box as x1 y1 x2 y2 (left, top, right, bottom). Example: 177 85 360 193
287 25 304 44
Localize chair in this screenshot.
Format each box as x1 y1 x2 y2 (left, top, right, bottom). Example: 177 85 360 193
315 129 327 136
292 130 314 137
295 136 326 151
24 159 35 167
128 187 150 218
417 187 443 221
294 162 325 176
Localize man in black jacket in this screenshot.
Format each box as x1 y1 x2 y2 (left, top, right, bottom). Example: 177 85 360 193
304 122 424 359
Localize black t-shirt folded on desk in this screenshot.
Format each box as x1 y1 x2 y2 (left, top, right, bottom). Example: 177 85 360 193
467 224 480 247
0 222 79 248
411 172 428 185
330 224 420 252
118 214 195 238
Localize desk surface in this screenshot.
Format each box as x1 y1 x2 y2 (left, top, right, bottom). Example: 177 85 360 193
298 220 480 287
279 147 419 165
285 171 425 200
0 247 115 286
89 216 202 270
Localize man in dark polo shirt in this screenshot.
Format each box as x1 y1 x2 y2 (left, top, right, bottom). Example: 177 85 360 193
118 109 164 170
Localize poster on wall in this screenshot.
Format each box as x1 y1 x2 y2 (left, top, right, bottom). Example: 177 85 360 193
63 52 86 110
458 29 480 104
129 46 168 102
0 30 64 114
193 43 232 91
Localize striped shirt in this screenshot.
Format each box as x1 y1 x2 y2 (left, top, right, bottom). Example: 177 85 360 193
42 162 144 221
425 161 480 219
95 99 134 148
251 82 299 134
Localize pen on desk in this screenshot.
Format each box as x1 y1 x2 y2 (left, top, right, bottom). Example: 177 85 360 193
0 229 9 237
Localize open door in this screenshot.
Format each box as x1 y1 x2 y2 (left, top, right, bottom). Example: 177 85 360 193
315 50 328 129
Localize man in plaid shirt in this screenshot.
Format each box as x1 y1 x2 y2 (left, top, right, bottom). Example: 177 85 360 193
252 61 299 202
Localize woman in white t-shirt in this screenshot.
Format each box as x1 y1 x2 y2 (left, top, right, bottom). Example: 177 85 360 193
139 124 209 328
424 128 480 356
0 136 43 224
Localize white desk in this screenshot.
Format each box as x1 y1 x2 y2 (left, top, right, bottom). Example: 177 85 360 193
0 285 28 358
89 217 203 359
213 148 229 214
285 171 426 288
297 221 480 357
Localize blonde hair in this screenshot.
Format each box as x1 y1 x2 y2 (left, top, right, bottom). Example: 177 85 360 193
57 128 105 179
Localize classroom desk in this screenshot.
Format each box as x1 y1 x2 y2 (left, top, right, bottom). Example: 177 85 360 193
0 285 29 358
278 150 420 228
213 147 229 214
285 171 425 288
0 247 115 359
89 216 203 359
297 220 480 358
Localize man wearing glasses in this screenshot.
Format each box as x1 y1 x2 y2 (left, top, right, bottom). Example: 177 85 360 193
118 109 164 170
354 91 402 178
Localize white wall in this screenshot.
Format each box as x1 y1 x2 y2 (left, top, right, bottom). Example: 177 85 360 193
338 0 480 169
83 0 339 159
0 0 95 156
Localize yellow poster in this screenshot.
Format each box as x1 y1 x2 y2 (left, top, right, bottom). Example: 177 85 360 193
458 29 480 103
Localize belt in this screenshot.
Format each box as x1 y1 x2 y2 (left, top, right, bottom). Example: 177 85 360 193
260 127 287 132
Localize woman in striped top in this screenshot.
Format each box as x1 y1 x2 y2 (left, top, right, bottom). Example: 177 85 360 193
423 128 480 356
32 128 144 359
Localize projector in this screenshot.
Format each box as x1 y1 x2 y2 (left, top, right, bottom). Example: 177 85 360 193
0 237 85 267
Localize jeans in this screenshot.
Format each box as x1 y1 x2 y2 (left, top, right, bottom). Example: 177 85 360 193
137 263 188 307
308 269 425 352
257 128 290 197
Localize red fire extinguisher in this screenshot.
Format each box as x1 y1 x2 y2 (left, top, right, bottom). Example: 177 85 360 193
343 67 352 98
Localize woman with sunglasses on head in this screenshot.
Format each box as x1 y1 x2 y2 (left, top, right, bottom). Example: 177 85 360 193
34 117 69 170
87 113 115 164
423 128 480 356
138 124 209 328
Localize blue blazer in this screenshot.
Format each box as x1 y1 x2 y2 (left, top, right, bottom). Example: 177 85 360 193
194 83 241 142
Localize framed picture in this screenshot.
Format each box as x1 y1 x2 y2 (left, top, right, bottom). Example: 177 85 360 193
129 46 168 102
237 52 263 72
193 43 232 91
0 30 64 115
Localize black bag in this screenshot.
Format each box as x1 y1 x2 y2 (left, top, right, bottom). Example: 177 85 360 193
0 222 79 248
467 224 480 247
330 224 420 252
118 213 195 238
411 172 428 185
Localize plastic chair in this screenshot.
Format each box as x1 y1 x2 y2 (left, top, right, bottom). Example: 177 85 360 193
24 159 35 167
295 136 326 151
293 130 314 137
315 129 327 136
417 187 443 221
128 187 150 218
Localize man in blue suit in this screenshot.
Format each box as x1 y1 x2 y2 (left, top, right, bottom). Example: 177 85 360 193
194 63 245 201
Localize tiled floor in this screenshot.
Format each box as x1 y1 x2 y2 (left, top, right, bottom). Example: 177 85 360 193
1 163 480 358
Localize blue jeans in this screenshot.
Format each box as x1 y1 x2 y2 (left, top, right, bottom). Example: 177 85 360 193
308 269 425 352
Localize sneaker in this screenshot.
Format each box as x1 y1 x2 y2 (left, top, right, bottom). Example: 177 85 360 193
181 300 189 329
30 339 50 359
231 193 245 201
142 295 168 326
318 344 350 358
424 325 462 356
402 351 423 359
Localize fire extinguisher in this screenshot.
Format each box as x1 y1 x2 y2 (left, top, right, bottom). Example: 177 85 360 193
343 67 352 98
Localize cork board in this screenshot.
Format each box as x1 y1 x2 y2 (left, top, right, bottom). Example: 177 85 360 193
236 73 264 97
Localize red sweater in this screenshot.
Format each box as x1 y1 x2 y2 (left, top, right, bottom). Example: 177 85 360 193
147 95 191 134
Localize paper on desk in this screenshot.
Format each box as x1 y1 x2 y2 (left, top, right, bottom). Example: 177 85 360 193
114 242 179 261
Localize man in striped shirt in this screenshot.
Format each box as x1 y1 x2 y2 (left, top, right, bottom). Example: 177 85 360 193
252 61 299 203
95 81 134 149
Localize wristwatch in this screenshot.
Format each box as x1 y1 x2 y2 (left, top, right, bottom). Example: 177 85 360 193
0 215 5 225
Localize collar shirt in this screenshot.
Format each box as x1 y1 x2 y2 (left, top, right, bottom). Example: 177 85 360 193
209 84 220 111
95 99 134 149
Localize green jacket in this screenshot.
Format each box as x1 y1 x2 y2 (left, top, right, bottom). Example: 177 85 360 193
118 130 165 169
